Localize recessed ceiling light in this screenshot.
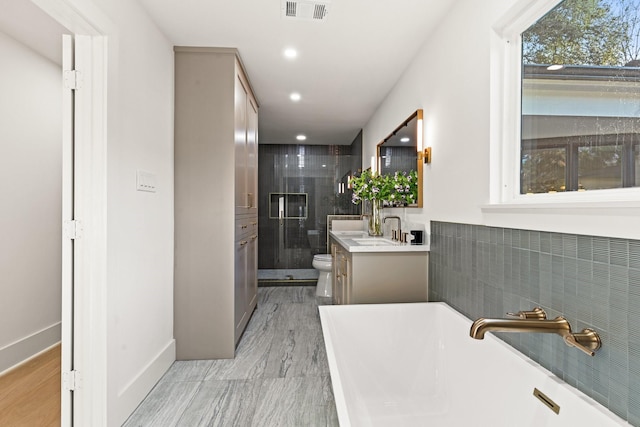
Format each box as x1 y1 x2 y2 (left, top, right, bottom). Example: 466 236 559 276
547 64 564 71
284 48 297 59
290 92 301 102
296 134 307 141
400 137 410 143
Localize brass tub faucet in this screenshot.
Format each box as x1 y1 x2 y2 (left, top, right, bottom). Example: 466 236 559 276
470 311 601 356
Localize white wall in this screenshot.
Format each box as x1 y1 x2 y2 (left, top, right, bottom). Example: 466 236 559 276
364 0 640 240
0 31 62 372
85 1 175 424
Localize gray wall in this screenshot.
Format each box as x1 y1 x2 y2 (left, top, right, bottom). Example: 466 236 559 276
429 221 640 425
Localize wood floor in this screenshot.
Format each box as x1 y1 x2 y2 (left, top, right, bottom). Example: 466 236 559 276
0 344 61 427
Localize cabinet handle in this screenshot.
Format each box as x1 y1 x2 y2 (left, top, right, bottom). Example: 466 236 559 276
251 235 257 241
241 224 248 229
239 240 248 247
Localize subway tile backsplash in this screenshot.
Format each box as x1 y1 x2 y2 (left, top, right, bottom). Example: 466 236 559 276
429 221 640 426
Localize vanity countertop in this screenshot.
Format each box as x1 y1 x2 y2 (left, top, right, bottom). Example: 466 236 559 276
330 231 430 253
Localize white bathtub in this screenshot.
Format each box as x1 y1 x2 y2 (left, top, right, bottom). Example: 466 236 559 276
319 302 630 427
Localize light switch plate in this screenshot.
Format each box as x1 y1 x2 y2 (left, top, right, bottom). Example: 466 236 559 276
136 170 157 193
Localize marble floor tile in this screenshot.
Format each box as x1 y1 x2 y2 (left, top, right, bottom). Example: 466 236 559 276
204 323 275 380
258 285 317 304
122 380 201 427
251 376 339 427
264 328 330 379
176 379 263 427
158 360 214 384
274 302 322 331
124 286 338 426
243 302 280 335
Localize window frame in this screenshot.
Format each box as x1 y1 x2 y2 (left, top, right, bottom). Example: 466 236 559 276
489 0 640 208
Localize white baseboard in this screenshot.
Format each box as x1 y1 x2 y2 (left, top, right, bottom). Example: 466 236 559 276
115 339 176 426
0 322 61 375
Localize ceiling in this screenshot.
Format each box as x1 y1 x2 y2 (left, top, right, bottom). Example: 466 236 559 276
1 0 455 146
138 0 455 145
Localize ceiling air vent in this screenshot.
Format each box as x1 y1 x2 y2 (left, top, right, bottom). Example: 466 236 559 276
282 0 331 22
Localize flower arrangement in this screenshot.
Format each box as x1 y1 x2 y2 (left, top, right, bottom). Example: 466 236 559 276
349 169 392 204
350 169 418 206
388 170 418 206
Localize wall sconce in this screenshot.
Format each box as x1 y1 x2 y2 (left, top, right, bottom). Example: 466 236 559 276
419 147 432 164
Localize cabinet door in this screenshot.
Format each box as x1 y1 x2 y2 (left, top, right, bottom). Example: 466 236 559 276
234 237 248 343
247 232 258 309
334 250 346 305
331 244 338 303
234 74 248 214
344 253 352 304
246 97 258 211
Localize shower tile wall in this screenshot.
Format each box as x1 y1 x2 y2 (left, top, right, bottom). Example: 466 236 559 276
258 142 361 270
429 221 640 426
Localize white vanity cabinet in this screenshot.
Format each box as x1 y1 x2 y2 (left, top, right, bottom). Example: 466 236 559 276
174 47 258 359
330 233 429 305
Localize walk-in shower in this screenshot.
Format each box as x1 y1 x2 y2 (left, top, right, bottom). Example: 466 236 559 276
257 142 361 285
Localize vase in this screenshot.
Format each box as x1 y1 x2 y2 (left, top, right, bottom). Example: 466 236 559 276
367 199 383 236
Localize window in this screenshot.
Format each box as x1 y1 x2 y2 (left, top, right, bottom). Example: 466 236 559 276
519 0 640 195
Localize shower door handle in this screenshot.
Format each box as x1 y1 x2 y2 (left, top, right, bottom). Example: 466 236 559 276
279 210 284 226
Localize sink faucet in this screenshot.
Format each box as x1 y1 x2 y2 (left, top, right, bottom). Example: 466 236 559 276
383 215 401 240
470 312 601 356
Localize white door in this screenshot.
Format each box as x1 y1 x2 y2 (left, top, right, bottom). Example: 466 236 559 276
61 33 97 426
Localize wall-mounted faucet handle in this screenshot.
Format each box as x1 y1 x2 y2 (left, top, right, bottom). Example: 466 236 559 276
506 307 547 320
563 328 601 356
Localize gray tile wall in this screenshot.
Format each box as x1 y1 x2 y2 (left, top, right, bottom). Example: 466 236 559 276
429 221 640 426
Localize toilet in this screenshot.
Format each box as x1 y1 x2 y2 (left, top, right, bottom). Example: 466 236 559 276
312 253 332 298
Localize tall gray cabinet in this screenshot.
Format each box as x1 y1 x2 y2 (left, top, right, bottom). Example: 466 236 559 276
174 47 258 359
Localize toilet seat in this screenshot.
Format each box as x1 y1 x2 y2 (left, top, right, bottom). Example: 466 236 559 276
313 254 332 262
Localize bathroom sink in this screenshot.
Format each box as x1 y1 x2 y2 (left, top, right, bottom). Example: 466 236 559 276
352 238 396 246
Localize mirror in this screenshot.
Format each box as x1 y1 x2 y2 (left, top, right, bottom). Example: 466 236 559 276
377 109 423 207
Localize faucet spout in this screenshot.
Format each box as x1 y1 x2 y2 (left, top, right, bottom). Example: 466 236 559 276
469 315 601 356
470 317 570 340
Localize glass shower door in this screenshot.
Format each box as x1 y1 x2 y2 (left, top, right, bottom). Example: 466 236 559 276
257 145 359 285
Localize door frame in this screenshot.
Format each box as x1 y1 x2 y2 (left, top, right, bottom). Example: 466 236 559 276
31 0 109 425
60 33 74 427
